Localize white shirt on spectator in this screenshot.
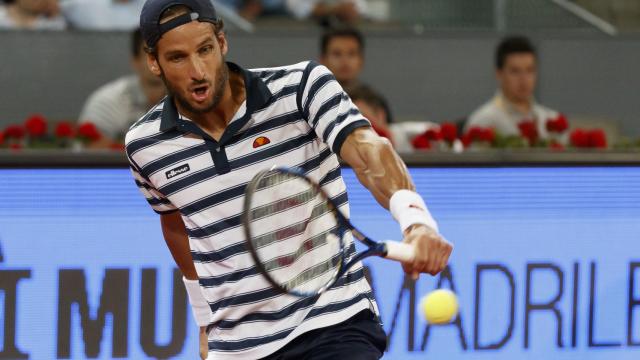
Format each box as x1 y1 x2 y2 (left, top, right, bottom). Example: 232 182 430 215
0 6 66 30
465 92 558 139
79 75 151 141
61 0 144 30
286 0 367 19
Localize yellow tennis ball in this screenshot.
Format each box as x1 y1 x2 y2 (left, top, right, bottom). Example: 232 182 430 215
421 289 459 325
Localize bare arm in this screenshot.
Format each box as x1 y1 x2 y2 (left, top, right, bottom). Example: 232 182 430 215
340 127 452 276
160 212 198 279
340 127 413 208
160 212 207 359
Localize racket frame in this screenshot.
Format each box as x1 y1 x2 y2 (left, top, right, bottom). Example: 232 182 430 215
243 167 402 297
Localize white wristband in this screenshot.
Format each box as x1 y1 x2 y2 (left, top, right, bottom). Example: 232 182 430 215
183 277 211 327
389 189 439 233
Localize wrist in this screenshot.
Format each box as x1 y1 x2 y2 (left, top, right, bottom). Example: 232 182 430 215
183 277 211 327
389 189 439 234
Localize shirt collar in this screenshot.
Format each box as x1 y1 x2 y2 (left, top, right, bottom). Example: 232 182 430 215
159 62 272 133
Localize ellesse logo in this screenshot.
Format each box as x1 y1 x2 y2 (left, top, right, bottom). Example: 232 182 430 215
166 164 190 179
253 136 271 148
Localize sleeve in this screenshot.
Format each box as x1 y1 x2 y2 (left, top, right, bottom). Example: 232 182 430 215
127 155 178 215
297 61 371 155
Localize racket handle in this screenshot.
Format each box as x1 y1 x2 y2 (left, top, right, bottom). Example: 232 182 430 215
383 241 415 263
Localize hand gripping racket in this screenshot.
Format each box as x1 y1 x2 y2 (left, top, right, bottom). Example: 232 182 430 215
242 167 415 297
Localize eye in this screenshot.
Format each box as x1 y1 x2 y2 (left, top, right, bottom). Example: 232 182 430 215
169 54 185 63
199 45 214 55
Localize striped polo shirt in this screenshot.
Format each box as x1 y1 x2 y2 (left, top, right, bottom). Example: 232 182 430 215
125 61 378 359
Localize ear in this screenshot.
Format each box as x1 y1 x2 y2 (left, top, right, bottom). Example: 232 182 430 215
217 32 229 57
147 53 161 76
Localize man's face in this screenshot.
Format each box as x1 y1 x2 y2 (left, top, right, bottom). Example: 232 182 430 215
148 21 228 115
321 36 363 86
497 52 537 104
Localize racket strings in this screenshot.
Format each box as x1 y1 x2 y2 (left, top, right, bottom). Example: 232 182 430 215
260 230 335 271
246 170 345 295
249 199 335 249
281 250 343 291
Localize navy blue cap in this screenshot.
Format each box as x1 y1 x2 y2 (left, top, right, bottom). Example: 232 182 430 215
140 0 219 50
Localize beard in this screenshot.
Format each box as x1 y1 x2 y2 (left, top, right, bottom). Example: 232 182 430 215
160 59 229 116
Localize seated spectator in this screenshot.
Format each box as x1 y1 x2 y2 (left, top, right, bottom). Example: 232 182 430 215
78 28 165 148
61 0 144 30
320 26 364 89
465 36 559 140
0 0 66 30
320 27 394 122
349 84 392 142
288 0 367 25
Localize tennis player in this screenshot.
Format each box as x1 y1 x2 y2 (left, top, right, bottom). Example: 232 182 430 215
125 1 453 358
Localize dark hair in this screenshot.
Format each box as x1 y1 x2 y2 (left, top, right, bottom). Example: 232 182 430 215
495 36 536 69
348 84 384 109
320 27 364 55
132 28 143 58
347 84 393 123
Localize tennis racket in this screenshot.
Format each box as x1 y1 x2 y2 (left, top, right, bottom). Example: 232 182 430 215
242 167 415 297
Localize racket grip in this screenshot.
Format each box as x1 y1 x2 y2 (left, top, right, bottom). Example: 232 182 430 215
383 241 415 263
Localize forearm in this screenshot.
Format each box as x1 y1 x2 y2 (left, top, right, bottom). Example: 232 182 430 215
340 127 414 209
161 213 210 328
160 212 198 279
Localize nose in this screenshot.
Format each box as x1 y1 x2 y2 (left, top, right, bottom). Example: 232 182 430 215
188 55 206 81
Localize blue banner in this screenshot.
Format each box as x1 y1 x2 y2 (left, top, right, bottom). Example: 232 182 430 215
0 167 639 359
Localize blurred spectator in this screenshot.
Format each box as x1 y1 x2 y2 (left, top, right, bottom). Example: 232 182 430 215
349 84 391 141
216 0 286 21
0 0 66 30
320 27 393 122
61 0 144 30
320 26 364 88
78 28 165 147
288 0 367 24
349 83 437 154
465 36 560 140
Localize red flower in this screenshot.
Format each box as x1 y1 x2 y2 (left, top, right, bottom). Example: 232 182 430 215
440 122 458 143
25 114 48 137
4 125 25 139
550 140 565 151
465 126 495 144
424 128 442 142
479 127 495 143
55 122 75 138
461 134 472 148
570 129 589 148
518 120 538 145
468 127 484 141
77 122 102 141
588 129 607 148
546 114 569 133
9 143 22 150
461 126 495 147
0 131 4 146
411 134 432 150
